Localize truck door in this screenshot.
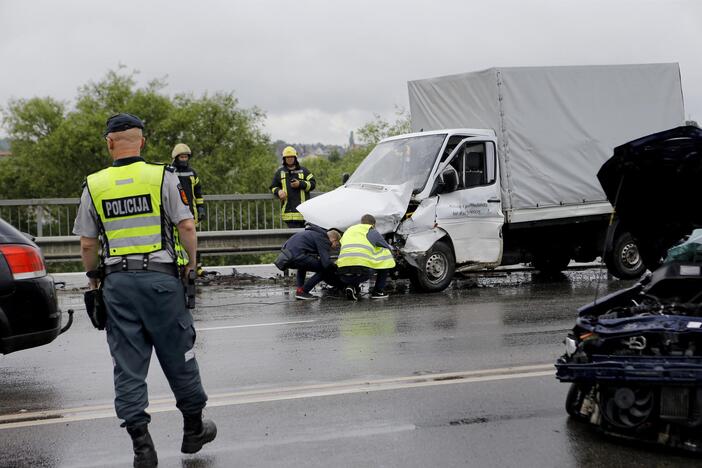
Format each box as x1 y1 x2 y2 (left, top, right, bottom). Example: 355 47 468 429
434 138 503 265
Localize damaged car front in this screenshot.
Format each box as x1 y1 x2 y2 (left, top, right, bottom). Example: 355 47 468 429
555 125 702 452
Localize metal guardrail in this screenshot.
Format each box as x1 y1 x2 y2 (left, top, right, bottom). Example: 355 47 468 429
0 194 305 237
36 229 298 261
0 194 314 260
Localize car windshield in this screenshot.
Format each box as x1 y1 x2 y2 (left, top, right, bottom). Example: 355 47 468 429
347 134 446 192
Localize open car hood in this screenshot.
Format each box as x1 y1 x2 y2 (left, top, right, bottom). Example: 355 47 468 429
597 125 702 266
297 183 413 234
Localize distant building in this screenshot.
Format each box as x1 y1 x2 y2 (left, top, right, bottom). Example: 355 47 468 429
0 151 11 158
272 140 346 160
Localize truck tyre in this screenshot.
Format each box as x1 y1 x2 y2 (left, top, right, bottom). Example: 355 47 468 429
410 240 455 293
531 249 571 275
605 231 645 279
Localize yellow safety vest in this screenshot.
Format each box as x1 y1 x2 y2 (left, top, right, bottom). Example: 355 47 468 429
337 224 396 270
87 162 166 257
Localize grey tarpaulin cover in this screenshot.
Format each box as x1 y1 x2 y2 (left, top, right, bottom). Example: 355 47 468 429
408 64 685 213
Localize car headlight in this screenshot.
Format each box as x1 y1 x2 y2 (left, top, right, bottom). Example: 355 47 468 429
565 336 577 357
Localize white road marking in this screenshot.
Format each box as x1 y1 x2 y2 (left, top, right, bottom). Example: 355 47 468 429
195 319 316 332
0 363 554 430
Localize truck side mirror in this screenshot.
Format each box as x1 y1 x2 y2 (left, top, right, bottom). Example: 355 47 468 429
341 173 350 184
439 168 459 193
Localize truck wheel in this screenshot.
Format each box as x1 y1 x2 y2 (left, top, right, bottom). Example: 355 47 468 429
531 250 571 275
605 231 645 279
410 240 455 292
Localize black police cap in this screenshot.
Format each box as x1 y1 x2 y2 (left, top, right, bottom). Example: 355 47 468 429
104 113 144 137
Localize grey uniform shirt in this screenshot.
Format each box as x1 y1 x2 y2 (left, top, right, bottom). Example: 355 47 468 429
72 163 194 265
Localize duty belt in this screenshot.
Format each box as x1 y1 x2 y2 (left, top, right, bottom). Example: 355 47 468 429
103 258 178 277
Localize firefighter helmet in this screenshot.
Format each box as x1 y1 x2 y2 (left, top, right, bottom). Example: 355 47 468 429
282 146 298 158
172 143 192 159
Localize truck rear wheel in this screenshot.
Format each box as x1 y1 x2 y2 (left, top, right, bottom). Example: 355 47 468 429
605 231 645 279
410 240 455 292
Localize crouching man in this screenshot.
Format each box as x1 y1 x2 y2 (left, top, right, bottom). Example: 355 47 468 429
337 214 396 300
281 224 342 300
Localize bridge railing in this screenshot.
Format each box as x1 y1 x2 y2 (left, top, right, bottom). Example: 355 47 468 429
0 194 313 237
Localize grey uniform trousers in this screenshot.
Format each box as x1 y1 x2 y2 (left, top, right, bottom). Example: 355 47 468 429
103 271 208 426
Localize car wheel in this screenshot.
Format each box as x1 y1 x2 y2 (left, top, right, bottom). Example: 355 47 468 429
605 231 645 279
410 240 455 293
565 383 591 421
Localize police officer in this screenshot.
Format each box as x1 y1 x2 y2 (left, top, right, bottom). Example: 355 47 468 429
270 146 315 228
337 214 396 300
171 143 205 275
73 113 216 467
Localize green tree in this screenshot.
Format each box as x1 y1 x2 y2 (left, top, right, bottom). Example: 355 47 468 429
0 68 275 198
303 146 371 192
356 106 411 146
303 109 411 192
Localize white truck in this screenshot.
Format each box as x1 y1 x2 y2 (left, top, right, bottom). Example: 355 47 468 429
299 64 686 291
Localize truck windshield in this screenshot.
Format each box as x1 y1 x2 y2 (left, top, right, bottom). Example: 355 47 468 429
347 134 446 192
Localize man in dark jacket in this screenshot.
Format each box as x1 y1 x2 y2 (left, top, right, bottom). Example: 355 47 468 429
270 146 315 228
171 143 205 223
282 224 341 300
172 143 206 275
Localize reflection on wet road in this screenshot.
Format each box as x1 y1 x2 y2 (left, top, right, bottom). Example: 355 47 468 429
0 268 695 466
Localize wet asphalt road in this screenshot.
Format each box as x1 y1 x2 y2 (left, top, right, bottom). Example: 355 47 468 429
0 267 698 467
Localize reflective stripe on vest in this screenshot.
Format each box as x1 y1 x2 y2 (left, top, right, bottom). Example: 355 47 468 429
87 162 166 257
173 226 189 266
337 224 396 269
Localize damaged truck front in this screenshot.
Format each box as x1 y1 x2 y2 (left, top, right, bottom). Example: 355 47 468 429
299 64 686 292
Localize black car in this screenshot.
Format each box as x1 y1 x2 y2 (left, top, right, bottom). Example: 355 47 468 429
0 217 72 354
556 126 702 453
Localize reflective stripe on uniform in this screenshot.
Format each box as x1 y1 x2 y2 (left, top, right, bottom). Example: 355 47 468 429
103 215 162 230
337 252 395 262
108 234 162 249
281 211 304 221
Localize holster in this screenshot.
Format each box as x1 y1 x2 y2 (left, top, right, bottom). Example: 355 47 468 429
182 268 197 309
84 288 107 330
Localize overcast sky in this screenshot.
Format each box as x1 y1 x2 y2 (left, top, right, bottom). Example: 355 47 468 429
1 0 700 145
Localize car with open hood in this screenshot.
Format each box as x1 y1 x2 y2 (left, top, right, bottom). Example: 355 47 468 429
555 125 702 453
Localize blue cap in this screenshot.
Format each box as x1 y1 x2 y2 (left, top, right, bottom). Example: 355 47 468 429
104 113 144 137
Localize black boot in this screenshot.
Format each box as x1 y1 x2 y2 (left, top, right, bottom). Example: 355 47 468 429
126 424 158 468
181 411 217 454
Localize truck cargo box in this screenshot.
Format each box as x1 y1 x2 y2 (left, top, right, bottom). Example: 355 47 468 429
408 64 685 219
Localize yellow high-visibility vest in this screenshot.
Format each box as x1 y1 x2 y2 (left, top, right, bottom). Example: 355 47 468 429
87 162 166 257
337 224 395 269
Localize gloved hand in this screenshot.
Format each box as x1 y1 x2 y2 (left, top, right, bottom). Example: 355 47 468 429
197 207 206 222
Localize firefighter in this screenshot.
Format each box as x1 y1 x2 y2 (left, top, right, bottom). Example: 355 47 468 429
270 146 315 228
171 143 205 275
